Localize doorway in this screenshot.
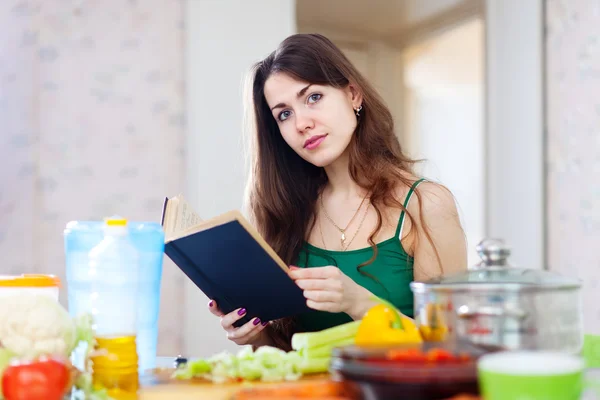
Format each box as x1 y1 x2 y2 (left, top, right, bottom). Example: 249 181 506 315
297 0 486 264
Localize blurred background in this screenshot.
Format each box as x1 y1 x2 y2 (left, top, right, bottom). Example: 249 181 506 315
1 0 597 358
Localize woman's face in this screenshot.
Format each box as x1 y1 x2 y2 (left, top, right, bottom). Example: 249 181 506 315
263 72 362 168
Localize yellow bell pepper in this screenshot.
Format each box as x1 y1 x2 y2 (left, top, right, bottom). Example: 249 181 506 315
355 302 423 346
418 303 449 342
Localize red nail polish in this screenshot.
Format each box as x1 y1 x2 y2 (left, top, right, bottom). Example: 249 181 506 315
261 321 268 326
208 300 214 307
238 308 246 316
253 318 261 326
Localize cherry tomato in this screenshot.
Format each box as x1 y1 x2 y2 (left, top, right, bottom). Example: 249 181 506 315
2 356 70 400
426 348 454 362
386 347 428 362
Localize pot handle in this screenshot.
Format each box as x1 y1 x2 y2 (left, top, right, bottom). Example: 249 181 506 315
457 305 528 320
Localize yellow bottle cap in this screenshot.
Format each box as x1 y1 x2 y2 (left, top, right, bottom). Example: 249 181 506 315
105 216 128 226
0 274 61 287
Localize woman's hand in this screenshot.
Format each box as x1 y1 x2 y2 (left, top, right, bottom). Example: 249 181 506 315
288 266 378 320
208 300 271 346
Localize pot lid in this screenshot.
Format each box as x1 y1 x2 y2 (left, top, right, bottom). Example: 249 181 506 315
411 238 581 292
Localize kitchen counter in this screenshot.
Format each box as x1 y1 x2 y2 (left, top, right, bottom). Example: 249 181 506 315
137 358 600 400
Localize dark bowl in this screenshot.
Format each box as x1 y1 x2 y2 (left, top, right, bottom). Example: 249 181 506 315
329 341 496 400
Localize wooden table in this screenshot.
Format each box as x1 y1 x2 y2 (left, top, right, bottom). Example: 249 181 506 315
139 380 252 400
138 358 335 400
139 378 338 400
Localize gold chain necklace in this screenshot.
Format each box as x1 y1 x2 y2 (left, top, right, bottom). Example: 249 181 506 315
320 201 370 251
320 192 368 248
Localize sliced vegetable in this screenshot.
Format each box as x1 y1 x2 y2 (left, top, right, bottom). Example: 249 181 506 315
291 321 360 350
172 345 303 383
171 358 211 380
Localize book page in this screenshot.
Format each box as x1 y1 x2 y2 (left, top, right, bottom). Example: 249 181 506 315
173 196 203 233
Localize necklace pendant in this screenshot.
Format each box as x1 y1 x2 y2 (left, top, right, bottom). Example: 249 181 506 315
341 232 346 245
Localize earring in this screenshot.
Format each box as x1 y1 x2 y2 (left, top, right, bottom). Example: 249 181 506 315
355 105 363 117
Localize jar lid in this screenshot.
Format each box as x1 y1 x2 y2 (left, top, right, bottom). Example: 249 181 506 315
411 239 581 293
0 274 61 287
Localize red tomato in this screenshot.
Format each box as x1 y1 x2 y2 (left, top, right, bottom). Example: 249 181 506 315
2 356 70 400
426 348 454 362
386 348 428 362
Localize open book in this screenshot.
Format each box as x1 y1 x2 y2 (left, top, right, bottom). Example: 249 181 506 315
161 195 310 327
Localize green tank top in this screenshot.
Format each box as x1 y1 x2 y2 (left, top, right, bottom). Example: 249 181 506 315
293 179 426 333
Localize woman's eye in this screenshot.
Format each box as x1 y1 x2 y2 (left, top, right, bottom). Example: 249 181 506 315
278 110 292 122
308 93 322 104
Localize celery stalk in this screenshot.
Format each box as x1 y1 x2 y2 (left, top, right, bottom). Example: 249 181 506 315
301 336 355 359
299 356 331 374
291 320 361 350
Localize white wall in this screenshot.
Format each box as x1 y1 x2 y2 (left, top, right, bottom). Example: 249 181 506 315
402 18 485 265
183 0 297 356
546 0 600 333
485 0 544 269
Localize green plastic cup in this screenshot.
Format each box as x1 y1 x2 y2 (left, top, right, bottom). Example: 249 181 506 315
584 334 600 368
478 351 584 400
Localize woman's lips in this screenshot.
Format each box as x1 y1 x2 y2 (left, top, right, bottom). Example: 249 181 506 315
304 134 327 150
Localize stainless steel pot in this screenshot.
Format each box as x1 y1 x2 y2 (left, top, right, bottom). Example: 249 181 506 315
410 239 584 354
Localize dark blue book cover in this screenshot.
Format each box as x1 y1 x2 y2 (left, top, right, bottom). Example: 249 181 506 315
162 197 310 327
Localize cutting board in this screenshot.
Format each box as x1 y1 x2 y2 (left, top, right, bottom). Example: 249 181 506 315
139 369 338 400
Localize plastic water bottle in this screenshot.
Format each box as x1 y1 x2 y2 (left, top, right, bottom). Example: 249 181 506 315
65 220 164 374
88 217 140 400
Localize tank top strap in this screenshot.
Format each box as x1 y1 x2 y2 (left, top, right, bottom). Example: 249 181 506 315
395 178 427 239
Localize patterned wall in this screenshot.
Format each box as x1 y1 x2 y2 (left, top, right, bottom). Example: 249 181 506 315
3 0 598 354
546 0 600 334
0 0 186 354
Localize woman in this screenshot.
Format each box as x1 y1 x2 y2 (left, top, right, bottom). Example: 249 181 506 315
208 33 467 350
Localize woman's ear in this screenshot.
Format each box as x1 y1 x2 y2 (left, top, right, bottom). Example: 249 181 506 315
347 83 363 109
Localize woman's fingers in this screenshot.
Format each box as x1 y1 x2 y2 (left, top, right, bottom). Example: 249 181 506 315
289 266 340 280
220 307 248 330
306 299 339 312
295 278 343 292
303 290 342 303
209 301 269 345
227 317 268 342
208 299 224 317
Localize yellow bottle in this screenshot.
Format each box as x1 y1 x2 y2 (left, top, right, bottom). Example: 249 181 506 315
87 217 141 399
91 335 139 400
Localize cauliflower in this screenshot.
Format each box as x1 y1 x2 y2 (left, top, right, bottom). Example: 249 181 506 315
0 294 77 359
0 294 108 400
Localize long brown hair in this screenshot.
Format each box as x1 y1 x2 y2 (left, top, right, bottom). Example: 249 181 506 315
243 33 441 346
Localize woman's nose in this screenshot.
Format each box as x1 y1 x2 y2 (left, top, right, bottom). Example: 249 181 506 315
295 111 314 133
